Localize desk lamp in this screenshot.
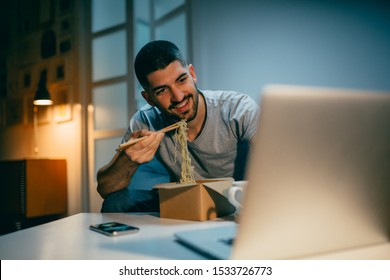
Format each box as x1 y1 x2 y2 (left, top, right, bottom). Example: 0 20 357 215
33 70 53 106
33 70 52 156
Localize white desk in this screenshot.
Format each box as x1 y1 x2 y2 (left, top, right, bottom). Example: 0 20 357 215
1 212 390 260
0 213 234 260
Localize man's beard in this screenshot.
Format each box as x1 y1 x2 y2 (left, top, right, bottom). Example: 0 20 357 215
165 87 200 123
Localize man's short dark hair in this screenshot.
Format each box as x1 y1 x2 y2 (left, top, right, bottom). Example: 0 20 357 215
134 40 187 90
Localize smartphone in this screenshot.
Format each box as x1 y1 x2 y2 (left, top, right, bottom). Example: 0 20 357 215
89 222 139 236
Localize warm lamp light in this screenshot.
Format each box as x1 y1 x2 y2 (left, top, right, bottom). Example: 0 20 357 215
32 70 52 157
33 70 53 106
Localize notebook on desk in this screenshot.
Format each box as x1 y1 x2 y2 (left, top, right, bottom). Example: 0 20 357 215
175 84 390 259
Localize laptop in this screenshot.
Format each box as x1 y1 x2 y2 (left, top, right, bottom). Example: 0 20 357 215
175 84 390 259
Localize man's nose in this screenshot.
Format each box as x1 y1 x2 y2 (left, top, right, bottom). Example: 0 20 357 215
170 86 185 102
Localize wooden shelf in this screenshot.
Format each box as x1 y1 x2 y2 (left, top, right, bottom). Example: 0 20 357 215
0 159 67 234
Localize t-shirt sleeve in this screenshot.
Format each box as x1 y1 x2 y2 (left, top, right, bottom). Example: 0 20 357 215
229 93 260 141
122 111 147 143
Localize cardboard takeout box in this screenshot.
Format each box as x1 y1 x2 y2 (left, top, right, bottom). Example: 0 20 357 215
154 178 236 221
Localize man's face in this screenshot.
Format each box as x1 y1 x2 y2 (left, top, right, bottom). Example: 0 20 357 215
142 60 199 122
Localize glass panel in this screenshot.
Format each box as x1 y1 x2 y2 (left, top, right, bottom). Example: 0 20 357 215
154 0 184 20
93 82 128 131
155 13 187 60
92 0 126 33
134 0 150 23
95 137 123 177
92 30 127 81
135 21 150 54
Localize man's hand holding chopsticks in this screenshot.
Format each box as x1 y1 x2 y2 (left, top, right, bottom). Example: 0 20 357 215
122 129 165 164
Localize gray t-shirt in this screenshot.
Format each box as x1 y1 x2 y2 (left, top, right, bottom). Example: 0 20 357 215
123 90 259 181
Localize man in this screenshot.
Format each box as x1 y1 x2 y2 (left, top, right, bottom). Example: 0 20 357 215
97 40 259 212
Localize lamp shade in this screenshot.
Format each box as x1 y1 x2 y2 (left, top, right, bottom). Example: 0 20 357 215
33 70 53 106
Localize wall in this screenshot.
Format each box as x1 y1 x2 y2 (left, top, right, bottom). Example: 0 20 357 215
0 105 83 215
0 0 84 215
191 0 390 102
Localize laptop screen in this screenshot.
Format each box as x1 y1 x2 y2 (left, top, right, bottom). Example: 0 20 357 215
232 85 390 259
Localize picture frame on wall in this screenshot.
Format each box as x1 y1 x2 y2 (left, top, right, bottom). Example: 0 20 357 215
40 29 57 59
52 83 72 123
59 37 72 54
59 16 73 36
18 66 35 94
51 56 69 82
56 62 65 81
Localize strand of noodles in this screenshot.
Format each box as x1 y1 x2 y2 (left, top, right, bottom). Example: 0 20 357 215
174 120 196 184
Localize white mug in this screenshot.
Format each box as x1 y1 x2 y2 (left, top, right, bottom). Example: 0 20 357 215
228 181 248 213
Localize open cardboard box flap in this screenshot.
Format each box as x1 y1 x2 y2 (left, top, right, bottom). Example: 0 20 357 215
154 178 235 221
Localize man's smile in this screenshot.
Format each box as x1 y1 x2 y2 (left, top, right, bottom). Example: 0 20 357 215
171 97 191 113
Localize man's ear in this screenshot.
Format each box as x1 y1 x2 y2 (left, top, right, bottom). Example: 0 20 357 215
188 64 197 83
141 91 156 106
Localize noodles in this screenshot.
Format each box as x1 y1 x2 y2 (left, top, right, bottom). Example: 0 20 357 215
174 120 196 184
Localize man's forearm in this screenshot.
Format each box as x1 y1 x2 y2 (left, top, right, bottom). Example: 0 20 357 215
96 151 140 198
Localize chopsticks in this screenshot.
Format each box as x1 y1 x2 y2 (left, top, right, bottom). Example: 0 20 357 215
116 122 181 152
